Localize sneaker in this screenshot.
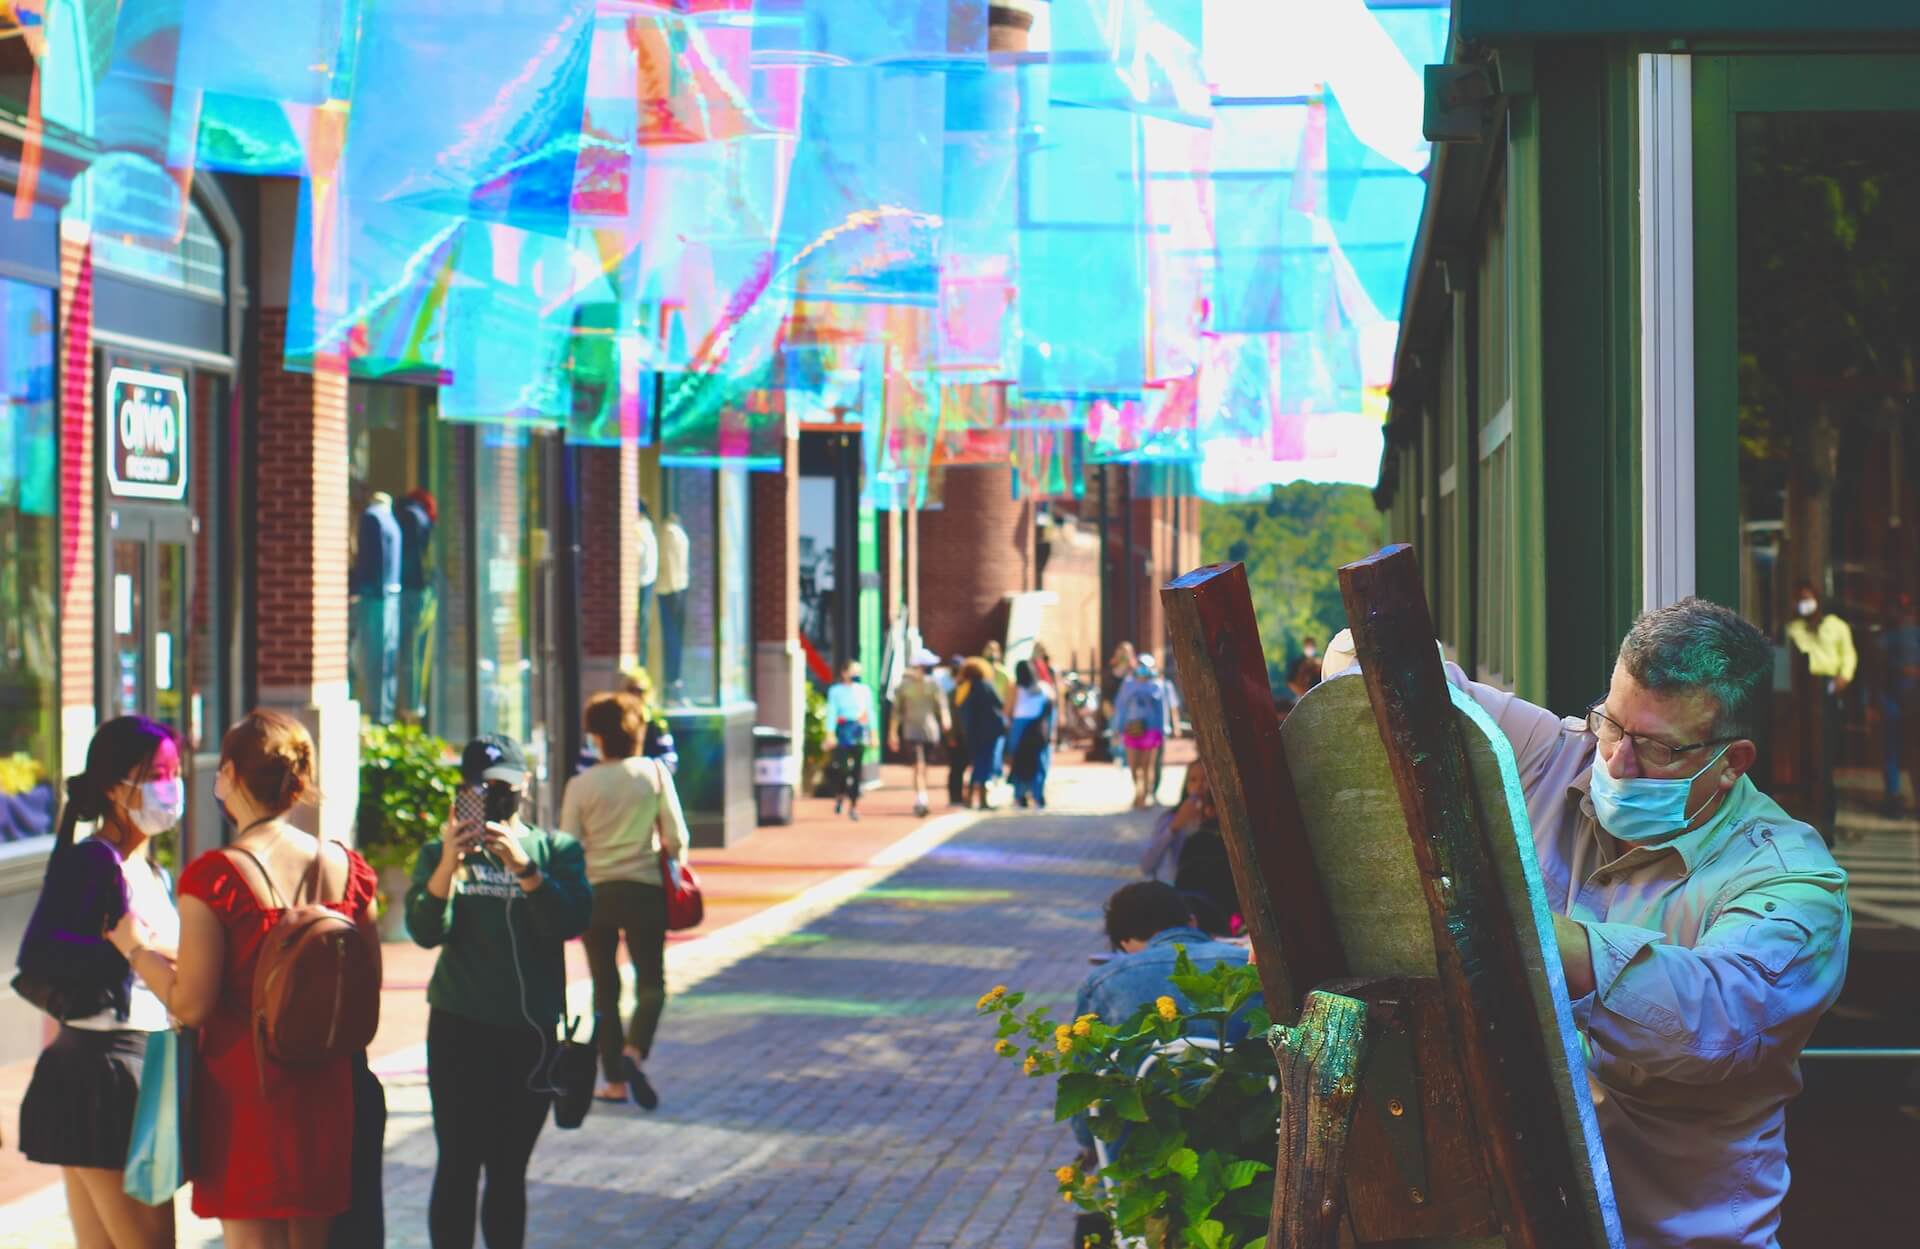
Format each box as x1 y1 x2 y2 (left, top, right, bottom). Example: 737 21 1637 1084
621 1057 660 1111
913 801 928 817
834 799 843 814
849 807 861 822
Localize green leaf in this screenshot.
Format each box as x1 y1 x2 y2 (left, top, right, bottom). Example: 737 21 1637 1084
996 1015 1021 1038
1221 1160 1270 1191
1055 1073 1103 1121
1115 1190 1164 1230
1243 1238 1268 1249
1184 1218 1226 1249
1165 1147 1199 1181
1108 1083 1149 1123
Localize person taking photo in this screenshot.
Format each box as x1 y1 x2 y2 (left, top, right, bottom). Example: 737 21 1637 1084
407 735 592 1249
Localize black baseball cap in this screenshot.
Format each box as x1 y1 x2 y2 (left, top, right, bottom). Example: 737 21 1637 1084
461 734 528 785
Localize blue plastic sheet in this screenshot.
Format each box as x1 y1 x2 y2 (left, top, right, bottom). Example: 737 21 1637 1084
345 0 594 236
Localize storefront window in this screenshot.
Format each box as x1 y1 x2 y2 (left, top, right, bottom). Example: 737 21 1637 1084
0 278 59 842
348 384 470 741
475 426 537 740
1735 110 1920 1048
640 462 752 709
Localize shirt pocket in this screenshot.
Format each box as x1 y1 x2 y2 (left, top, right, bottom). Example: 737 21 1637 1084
1725 902 1815 981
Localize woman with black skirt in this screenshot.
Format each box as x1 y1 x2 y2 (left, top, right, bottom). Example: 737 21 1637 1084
15 715 183 1248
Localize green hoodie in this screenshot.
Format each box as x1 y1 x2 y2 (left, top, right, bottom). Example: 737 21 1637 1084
405 826 593 1032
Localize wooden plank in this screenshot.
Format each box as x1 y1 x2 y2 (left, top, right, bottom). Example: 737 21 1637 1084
1162 563 1347 1021
1338 544 1619 1249
1271 990 1371 1249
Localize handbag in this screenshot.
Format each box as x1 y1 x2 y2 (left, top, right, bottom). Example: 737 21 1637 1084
649 758 704 931
124 1028 193 1205
548 1015 599 1130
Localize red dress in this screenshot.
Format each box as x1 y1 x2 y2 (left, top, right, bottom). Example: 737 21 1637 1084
178 848 378 1219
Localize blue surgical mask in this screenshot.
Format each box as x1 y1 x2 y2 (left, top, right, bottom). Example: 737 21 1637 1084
1587 745 1731 845
131 778 185 836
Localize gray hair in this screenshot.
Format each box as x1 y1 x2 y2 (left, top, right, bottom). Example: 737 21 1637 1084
1617 597 1772 740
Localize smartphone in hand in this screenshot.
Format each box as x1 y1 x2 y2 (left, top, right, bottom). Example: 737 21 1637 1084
452 786 488 862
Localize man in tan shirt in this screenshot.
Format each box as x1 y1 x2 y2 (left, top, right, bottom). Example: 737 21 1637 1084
1326 596 1848 1249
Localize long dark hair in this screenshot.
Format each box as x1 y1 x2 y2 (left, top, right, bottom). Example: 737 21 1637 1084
56 716 176 850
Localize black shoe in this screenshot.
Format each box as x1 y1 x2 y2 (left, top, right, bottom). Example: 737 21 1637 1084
622 1057 660 1111
834 798 843 814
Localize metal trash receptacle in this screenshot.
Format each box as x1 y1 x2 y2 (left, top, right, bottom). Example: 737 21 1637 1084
752 727 796 825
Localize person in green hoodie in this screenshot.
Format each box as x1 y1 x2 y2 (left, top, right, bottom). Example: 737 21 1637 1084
407 733 592 1249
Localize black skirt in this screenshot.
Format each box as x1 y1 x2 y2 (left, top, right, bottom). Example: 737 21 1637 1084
19 1025 149 1169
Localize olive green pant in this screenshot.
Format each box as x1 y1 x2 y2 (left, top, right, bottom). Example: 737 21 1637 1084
582 880 669 1082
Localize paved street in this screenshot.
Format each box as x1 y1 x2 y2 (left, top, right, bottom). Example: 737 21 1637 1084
0 764 1164 1248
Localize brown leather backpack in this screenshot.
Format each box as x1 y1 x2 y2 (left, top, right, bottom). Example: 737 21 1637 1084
227 840 381 1093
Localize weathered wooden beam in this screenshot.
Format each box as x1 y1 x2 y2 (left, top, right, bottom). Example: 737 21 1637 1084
1270 990 1370 1249
1338 543 1602 1249
1162 563 1347 1021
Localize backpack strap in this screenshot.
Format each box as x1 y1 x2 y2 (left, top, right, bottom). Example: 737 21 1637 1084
225 846 289 911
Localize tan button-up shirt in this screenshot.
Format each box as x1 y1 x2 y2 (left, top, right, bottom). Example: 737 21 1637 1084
1450 668 1849 1249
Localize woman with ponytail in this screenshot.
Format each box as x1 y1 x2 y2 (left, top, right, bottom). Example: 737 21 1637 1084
14 715 182 1248
113 710 379 1248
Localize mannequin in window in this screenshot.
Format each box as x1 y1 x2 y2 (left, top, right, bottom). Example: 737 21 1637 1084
636 499 659 669
656 510 691 703
396 488 437 723
350 492 402 723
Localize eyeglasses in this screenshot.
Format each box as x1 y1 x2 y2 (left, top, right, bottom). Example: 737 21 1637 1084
1584 701 1733 770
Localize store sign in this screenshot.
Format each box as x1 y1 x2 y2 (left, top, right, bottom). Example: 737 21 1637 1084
106 368 188 502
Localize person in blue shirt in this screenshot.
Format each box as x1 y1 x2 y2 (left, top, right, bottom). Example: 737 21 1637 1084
825 660 874 821
1070 882 1258 1150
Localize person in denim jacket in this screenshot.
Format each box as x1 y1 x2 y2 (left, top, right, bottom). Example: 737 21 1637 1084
1070 882 1258 1149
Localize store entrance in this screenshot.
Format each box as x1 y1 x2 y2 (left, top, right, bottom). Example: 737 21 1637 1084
101 506 193 745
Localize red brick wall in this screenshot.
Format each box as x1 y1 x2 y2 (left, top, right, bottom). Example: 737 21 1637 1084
254 308 350 688
57 235 93 712
750 437 795 645
916 463 1033 657
577 445 630 659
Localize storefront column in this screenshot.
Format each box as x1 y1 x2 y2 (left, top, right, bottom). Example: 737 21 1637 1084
752 433 802 737
917 464 1033 656
252 181 357 840
57 224 97 780
578 441 640 697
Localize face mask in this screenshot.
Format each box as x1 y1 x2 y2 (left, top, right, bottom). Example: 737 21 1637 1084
1797 598 1818 617
1303 646 1317 659
130 778 185 835
1587 744 1731 845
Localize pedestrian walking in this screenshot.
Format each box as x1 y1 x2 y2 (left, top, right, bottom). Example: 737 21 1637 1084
958 658 1006 810
1786 579 1857 838
118 710 380 1249
1007 660 1055 809
562 692 688 1111
406 734 592 1249
890 649 949 817
15 716 182 1249
826 660 874 821
940 655 970 808
617 666 679 774
1100 642 1137 762
1114 655 1174 809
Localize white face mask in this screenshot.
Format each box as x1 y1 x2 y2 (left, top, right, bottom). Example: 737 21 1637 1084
130 778 185 835
1797 598 1818 617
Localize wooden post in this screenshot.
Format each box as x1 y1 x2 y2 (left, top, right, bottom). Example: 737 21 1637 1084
1338 543 1600 1249
1162 563 1346 1020
1269 991 1369 1249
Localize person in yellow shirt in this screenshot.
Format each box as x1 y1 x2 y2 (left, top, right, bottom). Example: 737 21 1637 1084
1785 579 1856 839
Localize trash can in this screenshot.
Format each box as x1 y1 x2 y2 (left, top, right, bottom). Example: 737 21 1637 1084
752 726 796 826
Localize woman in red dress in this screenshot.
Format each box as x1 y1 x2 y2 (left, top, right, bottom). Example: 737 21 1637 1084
120 711 378 1249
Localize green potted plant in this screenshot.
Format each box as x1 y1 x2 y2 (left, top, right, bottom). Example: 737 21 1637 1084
802 684 830 796
980 951 1277 1249
356 722 461 938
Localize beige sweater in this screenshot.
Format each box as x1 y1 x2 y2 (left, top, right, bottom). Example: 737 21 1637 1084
558 756 688 887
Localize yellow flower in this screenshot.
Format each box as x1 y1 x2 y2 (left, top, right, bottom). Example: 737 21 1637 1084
1076 1013 1099 1025
994 1039 1016 1057
1022 1056 1038 1076
1054 1023 1072 1042
1062 1191 1075 1204
977 985 1008 1010
1056 1036 1074 1054
1072 1018 1092 1037
1155 996 1178 1021
1056 1165 1077 1185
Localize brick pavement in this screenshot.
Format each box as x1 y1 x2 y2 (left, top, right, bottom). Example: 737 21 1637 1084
0 754 1183 1247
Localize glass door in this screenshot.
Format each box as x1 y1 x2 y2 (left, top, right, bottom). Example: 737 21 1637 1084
102 510 191 748
1693 53 1920 1246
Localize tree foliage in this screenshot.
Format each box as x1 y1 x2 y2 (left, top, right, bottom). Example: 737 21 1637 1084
1199 484 1388 686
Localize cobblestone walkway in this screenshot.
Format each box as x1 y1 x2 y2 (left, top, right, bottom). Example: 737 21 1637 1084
3 767 1154 1248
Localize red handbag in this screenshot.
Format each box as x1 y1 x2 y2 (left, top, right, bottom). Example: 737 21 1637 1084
650 758 704 931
